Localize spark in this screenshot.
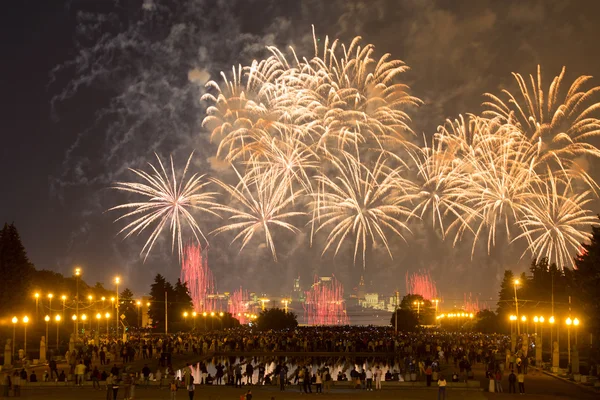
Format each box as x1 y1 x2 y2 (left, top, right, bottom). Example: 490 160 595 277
109 153 219 260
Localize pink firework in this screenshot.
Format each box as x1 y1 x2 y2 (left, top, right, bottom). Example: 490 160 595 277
463 292 481 314
181 244 216 312
405 271 439 300
304 276 349 326
228 286 250 324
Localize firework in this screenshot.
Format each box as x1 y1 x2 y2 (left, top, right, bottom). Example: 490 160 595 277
181 244 216 312
513 172 597 268
228 286 250 324
405 271 439 300
463 293 481 314
210 166 305 261
304 275 349 326
109 153 219 260
483 65 600 184
311 152 412 266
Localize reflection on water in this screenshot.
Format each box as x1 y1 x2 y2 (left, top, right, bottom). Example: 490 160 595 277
177 356 402 384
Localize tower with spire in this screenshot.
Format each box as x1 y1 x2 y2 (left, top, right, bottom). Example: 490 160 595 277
357 275 365 300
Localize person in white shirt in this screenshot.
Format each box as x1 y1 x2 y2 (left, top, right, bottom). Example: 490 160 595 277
374 367 382 390
365 369 373 391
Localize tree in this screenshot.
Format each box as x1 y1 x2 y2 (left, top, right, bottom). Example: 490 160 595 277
148 274 168 331
256 308 298 330
399 294 434 324
474 310 501 333
573 220 600 336
389 309 419 332
496 270 515 317
0 223 35 313
118 288 139 327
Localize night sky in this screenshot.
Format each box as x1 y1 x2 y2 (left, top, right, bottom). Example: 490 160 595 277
2 0 600 306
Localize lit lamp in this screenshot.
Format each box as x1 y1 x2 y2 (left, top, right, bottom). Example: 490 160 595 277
48 293 54 314
413 300 425 320
136 301 142 328
61 295 67 319
115 277 120 340
74 267 81 340
573 318 580 345
54 315 61 350
44 315 50 351
210 311 215 330
513 279 520 335
96 313 102 333
566 317 573 364
23 316 29 357
11 316 18 360
81 313 87 332
34 293 40 319
105 313 111 337
521 315 528 335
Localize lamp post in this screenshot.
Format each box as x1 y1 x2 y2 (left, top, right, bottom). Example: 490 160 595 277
72 315 77 337
433 299 440 320
219 312 224 329
23 316 29 357
192 312 197 330
210 312 215 330
44 315 50 347
521 315 527 335
110 297 115 335
101 297 106 313
81 314 87 334
573 318 580 345
281 299 290 313
96 313 102 333
105 313 110 337
413 300 424 321
48 293 54 314
513 279 520 335
55 315 61 350
11 316 17 360
136 301 142 328
74 267 81 339
61 295 67 319
566 317 572 365
115 277 120 341
203 312 207 331
183 312 189 331
34 293 40 319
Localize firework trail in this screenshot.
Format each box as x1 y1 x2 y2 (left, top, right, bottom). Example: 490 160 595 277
109 153 219 260
181 244 216 312
405 271 439 300
463 293 481 314
304 276 349 326
228 286 250 324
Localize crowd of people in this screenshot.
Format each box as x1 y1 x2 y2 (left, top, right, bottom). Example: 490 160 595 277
0 326 551 397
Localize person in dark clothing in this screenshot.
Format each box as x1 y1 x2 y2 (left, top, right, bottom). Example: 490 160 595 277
110 364 120 377
280 368 286 391
49 359 58 379
29 372 37 382
508 370 517 393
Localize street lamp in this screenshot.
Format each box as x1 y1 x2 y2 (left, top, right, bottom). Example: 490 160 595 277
203 312 207 330
192 312 197 330
136 301 142 328
210 311 215 330
81 314 87 333
23 316 29 357
34 293 40 319
566 317 573 364
413 300 425 320
432 299 440 320
61 295 67 319
521 315 527 335
74 267 81 339
105 313 110 337
183 311 189 330
72 314 77 336
573 318 580 345
48 293 54 314
11 316 17 360
55 315 61 350
115 277 120 340
96 313 102 333
281 298 290 313
514 279 520 335
44 315 50 349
